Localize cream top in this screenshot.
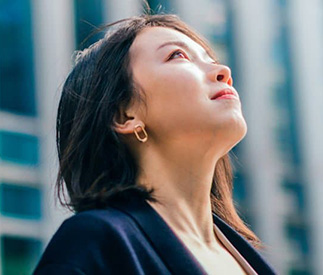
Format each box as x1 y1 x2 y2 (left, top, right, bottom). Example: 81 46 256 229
213 224 258 275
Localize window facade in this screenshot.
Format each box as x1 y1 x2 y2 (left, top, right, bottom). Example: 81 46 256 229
0 183 42 220
0 131 39 166
0 0 36 116
1 236 42 275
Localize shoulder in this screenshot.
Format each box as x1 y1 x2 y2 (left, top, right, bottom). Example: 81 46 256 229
33 206 140 274
59 207 134 235
48 207 137 246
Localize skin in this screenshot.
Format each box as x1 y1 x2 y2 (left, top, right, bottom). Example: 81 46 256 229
113 26 247 272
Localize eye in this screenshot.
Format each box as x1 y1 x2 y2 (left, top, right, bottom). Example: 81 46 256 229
168 50 189 61
211 60 220 65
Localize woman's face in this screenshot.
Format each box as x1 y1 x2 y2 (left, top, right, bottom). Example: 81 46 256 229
128 26 247 151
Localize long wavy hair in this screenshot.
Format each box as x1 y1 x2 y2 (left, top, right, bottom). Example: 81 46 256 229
56 13 261 248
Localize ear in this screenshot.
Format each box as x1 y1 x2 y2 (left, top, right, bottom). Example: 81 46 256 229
112 107 143 135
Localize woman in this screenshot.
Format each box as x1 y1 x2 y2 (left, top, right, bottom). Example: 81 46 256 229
34 13 276 275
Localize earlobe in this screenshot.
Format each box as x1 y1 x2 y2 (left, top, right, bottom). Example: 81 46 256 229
112 105 146 140
112 111 145 136
113 119 148 143
133 124 148 142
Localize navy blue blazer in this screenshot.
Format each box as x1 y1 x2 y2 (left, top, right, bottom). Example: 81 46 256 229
34 196 276 274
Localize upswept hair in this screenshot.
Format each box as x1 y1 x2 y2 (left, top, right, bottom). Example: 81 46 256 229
56 13 261 248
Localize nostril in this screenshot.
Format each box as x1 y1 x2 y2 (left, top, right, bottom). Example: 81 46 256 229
217 75 224 81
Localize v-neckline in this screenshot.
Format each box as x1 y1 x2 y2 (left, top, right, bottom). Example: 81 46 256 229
109 195 276 275
109 196 207 274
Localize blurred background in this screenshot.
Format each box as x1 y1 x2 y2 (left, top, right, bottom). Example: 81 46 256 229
0 0 322 274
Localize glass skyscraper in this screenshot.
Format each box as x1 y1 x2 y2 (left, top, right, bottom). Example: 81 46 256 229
0 0 42 274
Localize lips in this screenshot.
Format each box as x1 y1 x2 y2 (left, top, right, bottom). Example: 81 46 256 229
211 88 237 100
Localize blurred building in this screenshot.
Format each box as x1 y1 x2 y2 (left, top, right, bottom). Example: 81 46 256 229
0 0 322 274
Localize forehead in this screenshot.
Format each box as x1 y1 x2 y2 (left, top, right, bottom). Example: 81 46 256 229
129 26 207 60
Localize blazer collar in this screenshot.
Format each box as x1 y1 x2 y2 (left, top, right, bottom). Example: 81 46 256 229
109 196 207 275
110 195 276 275
212 214 276 274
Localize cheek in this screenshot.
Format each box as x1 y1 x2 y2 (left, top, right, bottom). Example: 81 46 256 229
145 85 210 137
136 65 210 134
145 67 206 112
148 70 205 115
157 66 204 93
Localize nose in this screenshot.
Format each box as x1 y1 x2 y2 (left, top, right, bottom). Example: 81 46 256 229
207 64 233 86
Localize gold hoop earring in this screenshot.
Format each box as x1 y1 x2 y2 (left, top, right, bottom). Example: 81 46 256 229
134 124 148 143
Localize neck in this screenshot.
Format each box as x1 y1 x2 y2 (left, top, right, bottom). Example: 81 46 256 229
136 139 225 247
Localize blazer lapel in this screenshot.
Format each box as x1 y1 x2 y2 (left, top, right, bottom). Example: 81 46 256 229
110 195 276 275
109 197 207 275
212 214 276 275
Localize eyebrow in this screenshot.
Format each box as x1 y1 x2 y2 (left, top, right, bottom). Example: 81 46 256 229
157 40 191 51
157 40 212 60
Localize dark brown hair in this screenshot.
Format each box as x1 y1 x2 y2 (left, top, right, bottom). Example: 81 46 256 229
56 13 261 248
